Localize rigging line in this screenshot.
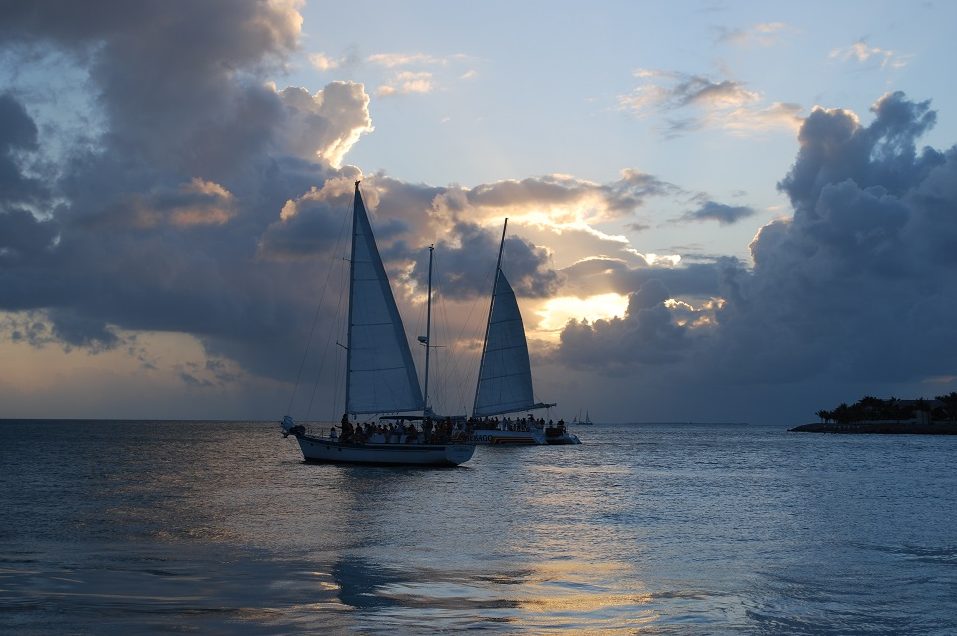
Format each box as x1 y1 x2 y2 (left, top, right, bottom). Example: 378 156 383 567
413 263 433 409
455 244 500 408
429 255 451 413
306 207 351 423
307 249 349 422
424 249 458 415
286 195 351 418
431 251 475 414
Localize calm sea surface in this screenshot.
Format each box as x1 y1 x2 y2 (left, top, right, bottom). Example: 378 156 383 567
1 420 955 635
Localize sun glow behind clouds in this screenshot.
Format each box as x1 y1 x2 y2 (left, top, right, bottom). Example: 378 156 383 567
534 293 630 338
642 253 681 267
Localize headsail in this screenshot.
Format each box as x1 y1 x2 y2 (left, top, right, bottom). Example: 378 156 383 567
473 220 551 417
346 182 424 414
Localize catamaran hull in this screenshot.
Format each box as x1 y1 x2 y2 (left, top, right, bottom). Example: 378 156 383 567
545 434 581 445
293 434 475 466
465 429 547 445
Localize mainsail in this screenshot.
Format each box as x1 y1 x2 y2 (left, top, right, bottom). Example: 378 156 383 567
473 220 551 417
345 182 424 414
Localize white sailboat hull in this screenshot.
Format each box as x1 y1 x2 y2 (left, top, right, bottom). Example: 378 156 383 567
293 433 475 466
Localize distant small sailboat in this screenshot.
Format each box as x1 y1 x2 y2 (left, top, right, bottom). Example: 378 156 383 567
281 181 474 466
468 219 578 445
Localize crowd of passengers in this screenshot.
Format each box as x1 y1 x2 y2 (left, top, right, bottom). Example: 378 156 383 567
332 413 567 443
470 415 556 431
332 414 463 444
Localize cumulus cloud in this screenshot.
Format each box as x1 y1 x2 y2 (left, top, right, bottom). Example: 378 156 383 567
557 91 957 404
258 173 361 260
277 83 374 165
0 0 376 376
310 51 341 71
558 277 709 374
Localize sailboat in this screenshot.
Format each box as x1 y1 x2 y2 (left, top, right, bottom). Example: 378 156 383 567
468 220 579 445
281 181 475 466
573 410 594 425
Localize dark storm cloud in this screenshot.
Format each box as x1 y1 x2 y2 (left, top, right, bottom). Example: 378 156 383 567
557 92 957 396
559 278 697 373
0 93 47 205
722 91 957 384
0 0 383 382
0 93 62 310
777 92 942 217
0 209 57 264
47 306 121 351
406 220 561 302
0 93 37 150
257 177 359 259
560 256 724 300
0 1 302 176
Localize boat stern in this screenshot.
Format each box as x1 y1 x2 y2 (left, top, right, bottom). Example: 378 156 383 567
446 444 476 465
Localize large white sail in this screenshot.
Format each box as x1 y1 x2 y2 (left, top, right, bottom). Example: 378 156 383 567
346 183 424 414
473 221 550 417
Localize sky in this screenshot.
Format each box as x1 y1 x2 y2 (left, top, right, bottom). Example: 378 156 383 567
2 0 957 426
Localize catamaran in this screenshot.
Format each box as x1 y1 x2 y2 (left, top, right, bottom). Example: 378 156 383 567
281 181 475 466
468 220 579 445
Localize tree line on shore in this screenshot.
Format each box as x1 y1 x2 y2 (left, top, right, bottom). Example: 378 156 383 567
816 392 957 424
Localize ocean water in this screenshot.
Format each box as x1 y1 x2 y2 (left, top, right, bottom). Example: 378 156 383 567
1 420 955 635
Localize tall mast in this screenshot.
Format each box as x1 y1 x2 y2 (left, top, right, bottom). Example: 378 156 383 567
494 219 507 275
344 180 362 416
422 244 434 418
473 219 507 415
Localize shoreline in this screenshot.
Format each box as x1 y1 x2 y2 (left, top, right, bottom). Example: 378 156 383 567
790 421 957 434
